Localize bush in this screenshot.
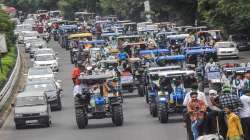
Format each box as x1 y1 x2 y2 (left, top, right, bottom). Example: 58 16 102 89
0 10 17 91
0 46 17 90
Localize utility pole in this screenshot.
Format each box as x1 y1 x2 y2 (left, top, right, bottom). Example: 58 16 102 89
144 0 152 22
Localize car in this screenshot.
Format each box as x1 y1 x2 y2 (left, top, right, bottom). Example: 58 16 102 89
34 48 56 56
215 41 239 59
18 31 39 44
33 54 59 72
25 79 62 110
24 38 46 53
229 34 250 51
13 90 51 129
14 24 33 36
29 40 47 58
26 67 54 80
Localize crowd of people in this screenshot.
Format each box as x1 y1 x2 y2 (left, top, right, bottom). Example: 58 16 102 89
183 81 250 140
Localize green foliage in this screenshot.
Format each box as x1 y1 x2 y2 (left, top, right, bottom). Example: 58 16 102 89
0 10 17 90
0 46 17 90
198 0 250 35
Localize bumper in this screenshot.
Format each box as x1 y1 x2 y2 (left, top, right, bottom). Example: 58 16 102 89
14 115 49 126
48 99 60 109
217 54 238 59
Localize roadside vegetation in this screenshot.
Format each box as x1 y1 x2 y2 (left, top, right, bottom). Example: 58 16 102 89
0 10 17 90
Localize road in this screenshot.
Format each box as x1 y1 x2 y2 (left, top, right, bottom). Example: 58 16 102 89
0 41 187 140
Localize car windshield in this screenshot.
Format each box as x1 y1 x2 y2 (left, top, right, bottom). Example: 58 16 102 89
16 25 32 31
216 43 235 48
29 68 52 75
26 39 41 44
16 96 46 107
24 32 38 37
26 83 56 91
37 49 53 54
35 55 55 61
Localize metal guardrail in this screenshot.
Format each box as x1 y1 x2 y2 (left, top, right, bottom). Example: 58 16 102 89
0 44 21 109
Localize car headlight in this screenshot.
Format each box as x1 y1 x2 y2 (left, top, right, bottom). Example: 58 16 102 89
15 113 23 117
159 97 167 101
33 63 40 67
40 111 48 116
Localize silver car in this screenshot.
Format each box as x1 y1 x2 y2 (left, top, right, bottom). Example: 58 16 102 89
13 90 51 129
26 79 62 110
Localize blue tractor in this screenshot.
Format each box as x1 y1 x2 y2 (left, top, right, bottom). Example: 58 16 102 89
147 70 195 123
75 73 123 129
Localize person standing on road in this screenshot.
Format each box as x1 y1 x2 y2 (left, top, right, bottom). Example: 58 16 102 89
183 84 208 107
187 91 207 140
218 85 243 116
71 64 81 85
240 89 250 140
224 105 244 140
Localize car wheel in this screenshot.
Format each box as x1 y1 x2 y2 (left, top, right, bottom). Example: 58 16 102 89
57 96 62 110
45 120 50 127
15 124 23 129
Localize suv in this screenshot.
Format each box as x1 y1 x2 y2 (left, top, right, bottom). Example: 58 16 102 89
13 90 51 129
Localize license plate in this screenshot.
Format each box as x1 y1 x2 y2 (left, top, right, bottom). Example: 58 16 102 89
26 120 38 124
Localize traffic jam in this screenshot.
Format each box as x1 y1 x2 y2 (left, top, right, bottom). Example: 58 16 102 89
10 9 250 140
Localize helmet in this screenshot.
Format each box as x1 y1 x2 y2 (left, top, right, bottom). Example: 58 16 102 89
222 85 231 93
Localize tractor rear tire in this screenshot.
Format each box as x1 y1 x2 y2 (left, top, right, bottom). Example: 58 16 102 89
158 104 168 123
112 105 123 126
75 108 88 129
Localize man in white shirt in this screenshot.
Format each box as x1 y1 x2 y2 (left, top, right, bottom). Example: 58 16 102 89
183 84 208 106
240 89 250 140
73 85 82 97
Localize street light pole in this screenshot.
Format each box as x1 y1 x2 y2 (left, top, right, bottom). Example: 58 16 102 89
144 0 152 22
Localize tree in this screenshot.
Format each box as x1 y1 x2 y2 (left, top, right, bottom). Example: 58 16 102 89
198 0 250 35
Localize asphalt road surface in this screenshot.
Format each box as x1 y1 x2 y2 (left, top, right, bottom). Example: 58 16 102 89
1 41 249 140
0 41 186 140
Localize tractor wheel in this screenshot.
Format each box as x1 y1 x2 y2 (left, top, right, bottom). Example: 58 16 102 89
149 103 157 117
138 85 145 97
128 86 133 93
112 105 123 126
158 103 168 123
75 108 88 129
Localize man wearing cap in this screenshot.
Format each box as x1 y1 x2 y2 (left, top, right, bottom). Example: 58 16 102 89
240 89 250 140
218 85 243 116
205 90 227 136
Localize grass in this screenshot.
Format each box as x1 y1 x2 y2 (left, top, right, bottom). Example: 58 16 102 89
0 46 17 91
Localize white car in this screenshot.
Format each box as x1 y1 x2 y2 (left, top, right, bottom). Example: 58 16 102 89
24 38 46 53
215 41 239 59
14 24 33 36
33 54 59 72
26 67 54 80
29 40 47 58
19 31 39 44
34 48 56 57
